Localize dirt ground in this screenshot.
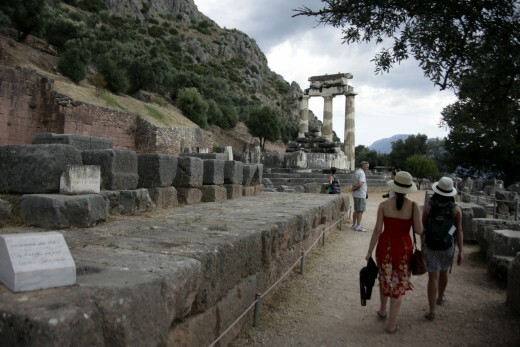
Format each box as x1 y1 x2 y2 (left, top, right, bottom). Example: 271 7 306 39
229 189 520 347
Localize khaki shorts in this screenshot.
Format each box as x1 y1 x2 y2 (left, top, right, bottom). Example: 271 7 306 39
353 197 366 212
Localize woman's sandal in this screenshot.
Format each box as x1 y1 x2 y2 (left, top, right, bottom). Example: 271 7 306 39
424 312 436 321
376 311 387 320
386 325 399 334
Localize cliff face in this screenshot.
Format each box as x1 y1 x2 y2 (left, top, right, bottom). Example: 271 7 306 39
99 0 299 119
103 0 207 24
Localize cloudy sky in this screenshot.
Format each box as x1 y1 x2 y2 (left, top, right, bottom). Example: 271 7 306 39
194 0 457 147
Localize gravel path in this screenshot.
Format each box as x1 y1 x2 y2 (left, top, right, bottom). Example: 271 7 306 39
229 190 520 347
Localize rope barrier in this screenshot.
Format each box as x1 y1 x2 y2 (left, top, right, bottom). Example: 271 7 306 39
208 213 345 346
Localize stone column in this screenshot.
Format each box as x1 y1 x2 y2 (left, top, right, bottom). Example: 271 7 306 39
344 88 357 171
322 95 334 142
298 95 310 138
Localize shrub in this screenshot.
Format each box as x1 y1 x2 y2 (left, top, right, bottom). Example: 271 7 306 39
176 87 208 128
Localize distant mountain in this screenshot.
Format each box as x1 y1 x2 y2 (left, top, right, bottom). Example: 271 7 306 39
368 134 411 154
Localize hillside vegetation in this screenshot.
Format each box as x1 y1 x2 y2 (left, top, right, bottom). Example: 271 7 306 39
0 0 300 151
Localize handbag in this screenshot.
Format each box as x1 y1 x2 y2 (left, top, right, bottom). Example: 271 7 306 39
410 204 427 275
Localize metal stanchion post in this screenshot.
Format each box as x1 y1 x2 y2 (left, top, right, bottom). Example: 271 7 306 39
493 198 497 219
322 227 326 246
253 293 261 327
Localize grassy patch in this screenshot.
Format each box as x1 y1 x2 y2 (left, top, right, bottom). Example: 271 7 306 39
144 104 166 124
100 92 127 111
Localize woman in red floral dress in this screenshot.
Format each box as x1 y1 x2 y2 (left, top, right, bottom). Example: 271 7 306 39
366 171 423 333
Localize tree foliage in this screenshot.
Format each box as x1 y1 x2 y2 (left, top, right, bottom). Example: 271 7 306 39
294 0 519 91
390 134 428 170
406 155 438 189
0 0 47 41
245 107 281 149
295 1 519 184
176 87 208 129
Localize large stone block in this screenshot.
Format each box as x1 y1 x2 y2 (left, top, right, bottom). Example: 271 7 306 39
0 144 83 193
224 184 242 199
177 188 202 205
0 199 13 227
507 253 520 314
174 157 203 188
224 160 243 184
82 149 139 190
200 185 227 202
182 153 228 160
119 189 155 215
242 164 262 187
32 133 113 150
491 230 520 257
203 159 225 185
459 202 487 241
20 194 107 229
148 186 178 209
138 153 177 188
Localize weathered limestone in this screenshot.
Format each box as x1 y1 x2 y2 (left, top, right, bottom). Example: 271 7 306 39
82 149 139 190
138 153 178 188
177 188 203 205
0 199 13 227
32 133 113 150
59 165 101 195
508 253 520 314
20 194 107 228
299 73 355 170
242 164 262 187
459 202 487 241
0 232 76 292
0 144 83 193
344 88 356 171
203 159 225 185
200 185 227 202
148 186 178 209
298 95 310 138
224 160 244 184
224 184 242 199
119 189 155 215
174 157 203 188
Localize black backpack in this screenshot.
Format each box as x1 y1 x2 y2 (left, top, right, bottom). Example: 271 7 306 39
425 199 456 250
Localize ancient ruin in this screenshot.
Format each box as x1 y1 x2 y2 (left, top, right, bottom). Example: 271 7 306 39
287 73 356 171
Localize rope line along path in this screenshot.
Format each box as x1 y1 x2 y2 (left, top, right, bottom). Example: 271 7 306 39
229 190 520 347
208 211 346 347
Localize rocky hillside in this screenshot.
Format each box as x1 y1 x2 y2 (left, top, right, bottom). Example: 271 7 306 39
0 0 304 152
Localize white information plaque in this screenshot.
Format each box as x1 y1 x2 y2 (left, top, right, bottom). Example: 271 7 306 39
0 232 76 292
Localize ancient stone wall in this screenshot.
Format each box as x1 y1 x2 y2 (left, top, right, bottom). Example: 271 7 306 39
0 65 213 154
0 66 52 145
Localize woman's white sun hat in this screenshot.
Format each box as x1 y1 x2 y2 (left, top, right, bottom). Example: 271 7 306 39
432 176 458 196
387 171 417 194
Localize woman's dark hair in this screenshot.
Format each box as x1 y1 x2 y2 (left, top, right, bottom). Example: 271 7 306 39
395 192 405 210
431 193 455 203
331 167 337 174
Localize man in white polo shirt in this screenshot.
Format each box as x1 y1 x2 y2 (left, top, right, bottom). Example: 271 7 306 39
352 161 369 232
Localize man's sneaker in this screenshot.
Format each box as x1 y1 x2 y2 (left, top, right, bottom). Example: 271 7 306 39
351 225 358 230
356 226 367 232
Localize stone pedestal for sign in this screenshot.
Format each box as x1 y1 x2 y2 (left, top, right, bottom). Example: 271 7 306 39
0 232 76 292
